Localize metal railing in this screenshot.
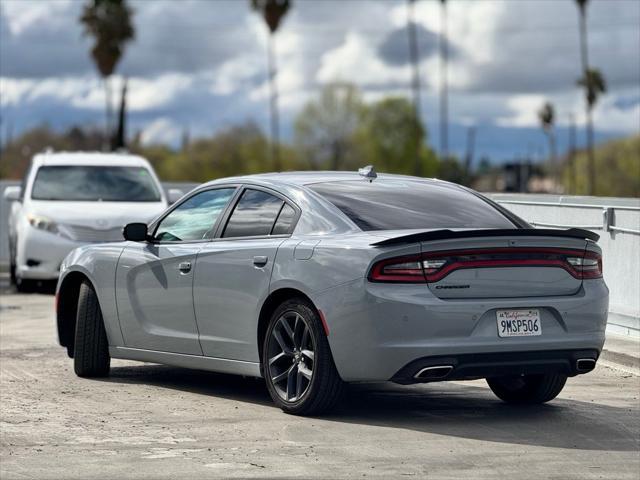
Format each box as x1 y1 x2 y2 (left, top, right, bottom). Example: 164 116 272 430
496 200 640 235
492 195 640 337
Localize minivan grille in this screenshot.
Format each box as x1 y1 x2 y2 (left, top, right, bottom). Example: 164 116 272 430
63 224 124 242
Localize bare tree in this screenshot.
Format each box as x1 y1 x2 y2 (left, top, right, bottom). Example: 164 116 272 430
80 0 134 149
251 0 291 170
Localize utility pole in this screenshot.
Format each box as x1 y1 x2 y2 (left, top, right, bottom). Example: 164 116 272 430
577 0 595 195
407 0 422 177
439 0 448 160
464 125 476 177
267 33 281 170
568 114 577 194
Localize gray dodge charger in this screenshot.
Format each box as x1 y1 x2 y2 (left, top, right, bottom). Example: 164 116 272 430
56 170 609 415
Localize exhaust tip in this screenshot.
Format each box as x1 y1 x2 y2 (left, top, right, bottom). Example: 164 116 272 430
414 365 454 380
576 358 596 372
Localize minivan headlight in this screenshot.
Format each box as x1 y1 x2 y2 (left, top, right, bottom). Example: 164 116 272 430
27 214 59 234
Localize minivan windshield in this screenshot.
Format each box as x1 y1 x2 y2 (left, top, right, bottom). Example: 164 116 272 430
309 180 516 231
31 166 162 202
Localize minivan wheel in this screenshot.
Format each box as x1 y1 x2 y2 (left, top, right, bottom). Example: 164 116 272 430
73 281 110 377
9 258 17 286
14 276 37 293
263 298 344 416
487 373 567 404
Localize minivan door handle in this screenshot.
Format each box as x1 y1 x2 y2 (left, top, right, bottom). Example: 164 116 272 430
253 256 268 267
178 261 192 273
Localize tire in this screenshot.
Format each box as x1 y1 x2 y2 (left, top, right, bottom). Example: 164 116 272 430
15 277 37 293
262 298 344 416
487 373 567 404
73 281 110 377
9 257 17 286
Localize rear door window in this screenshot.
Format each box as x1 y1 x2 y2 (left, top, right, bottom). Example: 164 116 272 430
309 180 515 231
223 189 285 238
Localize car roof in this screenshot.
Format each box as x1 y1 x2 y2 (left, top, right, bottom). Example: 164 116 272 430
32 151 152 168
201 171 451 189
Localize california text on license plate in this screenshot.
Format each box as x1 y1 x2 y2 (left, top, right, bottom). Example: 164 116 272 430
496 309 542 337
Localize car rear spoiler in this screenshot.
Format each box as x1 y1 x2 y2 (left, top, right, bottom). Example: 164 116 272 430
371 228 599 247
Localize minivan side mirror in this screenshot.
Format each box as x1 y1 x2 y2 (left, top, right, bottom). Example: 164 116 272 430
167 188 184 205
123 223 149 242
3 186 22 202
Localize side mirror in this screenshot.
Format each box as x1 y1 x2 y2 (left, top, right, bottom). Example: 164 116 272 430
123 222 149 242
167 188 184 205
3 186 22 202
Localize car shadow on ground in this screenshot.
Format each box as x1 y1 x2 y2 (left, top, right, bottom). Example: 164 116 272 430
102 364 638 452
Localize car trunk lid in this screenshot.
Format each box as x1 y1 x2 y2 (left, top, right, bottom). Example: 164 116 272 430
369 229 599 299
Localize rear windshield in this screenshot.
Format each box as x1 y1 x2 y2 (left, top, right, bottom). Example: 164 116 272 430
309 180 515 231
31 166 162 202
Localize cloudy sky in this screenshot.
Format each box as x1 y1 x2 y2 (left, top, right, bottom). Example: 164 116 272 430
1 0 639 162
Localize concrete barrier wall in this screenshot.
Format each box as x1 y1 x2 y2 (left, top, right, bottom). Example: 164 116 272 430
1 180 638 336
490 194 640 337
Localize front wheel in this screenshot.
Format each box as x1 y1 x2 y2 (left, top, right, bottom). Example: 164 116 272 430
263 298 344 416
487 373 567 404
73 281 110 377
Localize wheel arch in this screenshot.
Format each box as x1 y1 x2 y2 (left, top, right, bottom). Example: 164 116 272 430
257 287 320 370
56 270 93 356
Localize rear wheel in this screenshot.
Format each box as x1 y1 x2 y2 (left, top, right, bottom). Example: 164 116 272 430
487 373 567 404
263 298 344 415
73 281 110 377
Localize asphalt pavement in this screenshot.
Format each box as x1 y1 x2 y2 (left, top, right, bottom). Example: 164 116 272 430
1 280 638 479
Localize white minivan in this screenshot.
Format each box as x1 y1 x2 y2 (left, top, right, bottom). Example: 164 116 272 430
4 151 182 291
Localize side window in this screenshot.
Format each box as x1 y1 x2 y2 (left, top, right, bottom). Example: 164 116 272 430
223 189 284 238
272 203 297 235
154 188 235 242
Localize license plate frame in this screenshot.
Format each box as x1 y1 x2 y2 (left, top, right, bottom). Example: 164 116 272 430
496 309 542 338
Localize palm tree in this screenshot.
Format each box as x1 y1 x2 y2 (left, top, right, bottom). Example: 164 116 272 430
80 0 134 149
538 102 557 188
577 67 607 192
251 0 291 170
406 0 422 176
574 0 605 195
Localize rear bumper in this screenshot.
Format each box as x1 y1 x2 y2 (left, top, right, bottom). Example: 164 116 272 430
391 349 599 384
314 278 609 382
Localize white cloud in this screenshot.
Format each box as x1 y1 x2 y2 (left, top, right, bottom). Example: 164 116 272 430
317 33 410 87
139 117 182 146
1 0 73 35
0 74 195 113
1 0 638 157
496 94 549 128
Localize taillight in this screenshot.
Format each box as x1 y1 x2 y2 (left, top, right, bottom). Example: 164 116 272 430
567 252 603 279
368 255 426 283
368 248 603 283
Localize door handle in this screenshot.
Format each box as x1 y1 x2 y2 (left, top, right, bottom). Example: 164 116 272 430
253 256 268 267
178 261 192 273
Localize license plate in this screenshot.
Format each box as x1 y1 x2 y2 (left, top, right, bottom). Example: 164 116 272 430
496 309 542 337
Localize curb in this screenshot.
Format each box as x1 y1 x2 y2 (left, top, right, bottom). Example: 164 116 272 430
600 348 640 375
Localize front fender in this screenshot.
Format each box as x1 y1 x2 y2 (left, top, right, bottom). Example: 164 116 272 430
58 244 127 347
